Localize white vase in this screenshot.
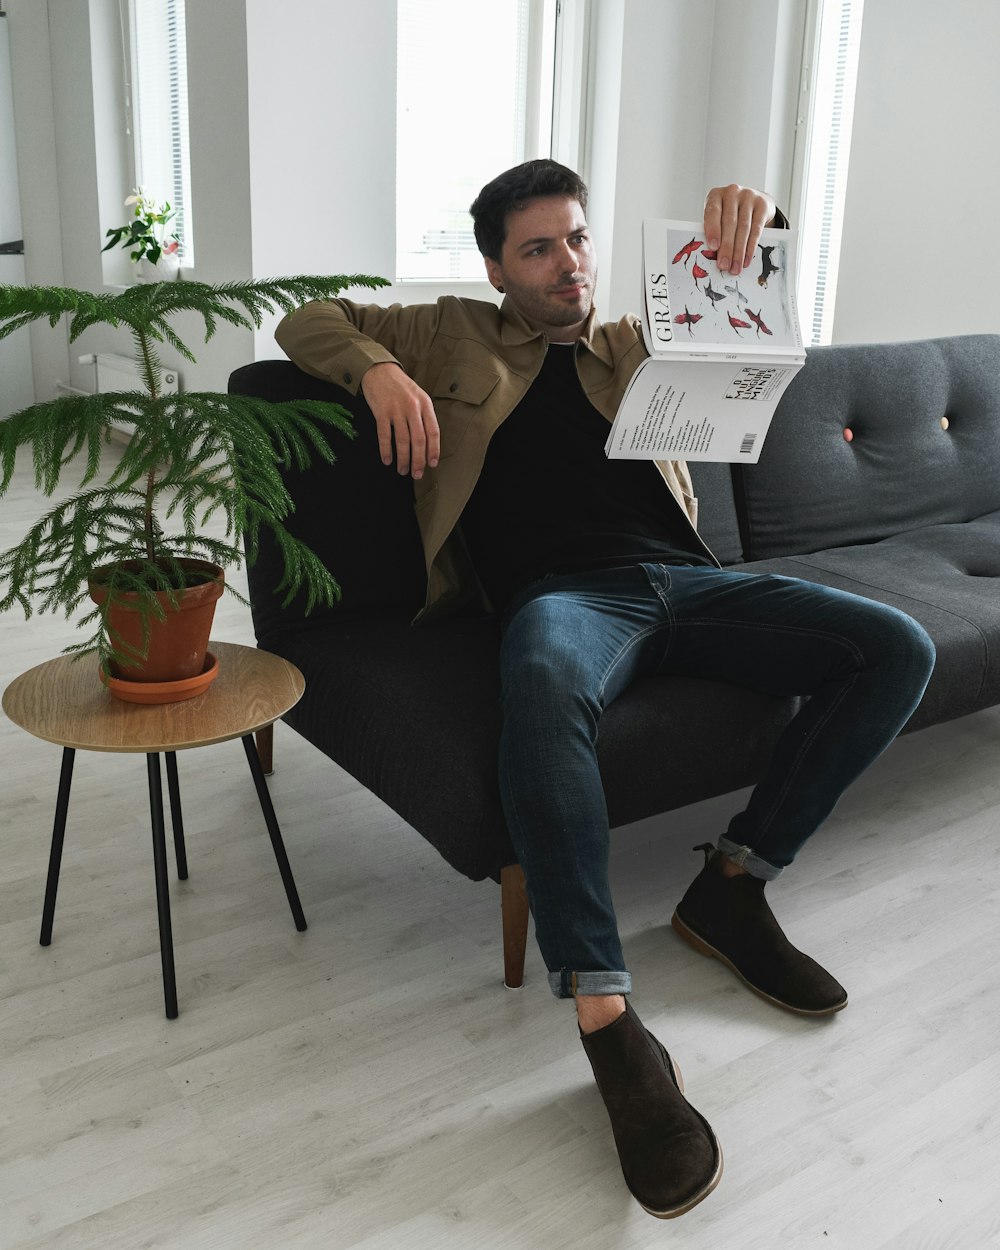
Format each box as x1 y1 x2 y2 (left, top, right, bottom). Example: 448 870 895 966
137 252 181 283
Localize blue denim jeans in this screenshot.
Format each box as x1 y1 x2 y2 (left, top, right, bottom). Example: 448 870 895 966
497 563 936 998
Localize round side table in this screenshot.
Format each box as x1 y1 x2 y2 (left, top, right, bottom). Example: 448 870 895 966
2 640 307 1019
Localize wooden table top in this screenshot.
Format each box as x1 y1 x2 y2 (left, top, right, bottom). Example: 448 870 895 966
1 641 305 753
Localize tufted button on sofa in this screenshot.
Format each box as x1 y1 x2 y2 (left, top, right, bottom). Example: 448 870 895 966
229 333 1000 988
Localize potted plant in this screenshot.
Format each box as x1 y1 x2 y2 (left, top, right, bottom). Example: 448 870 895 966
102 188 184 282
0 273 388 702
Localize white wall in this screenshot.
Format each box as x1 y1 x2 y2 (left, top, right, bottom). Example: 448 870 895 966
702 0 805 210
833 0 1000 342
597 0 715 319
594 0 804 321
244 0 399 360
6 0 69 401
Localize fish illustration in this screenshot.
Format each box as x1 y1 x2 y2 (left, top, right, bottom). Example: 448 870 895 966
672 237 703 267
728 310 751 335
744 307 772 336
675 306 703 336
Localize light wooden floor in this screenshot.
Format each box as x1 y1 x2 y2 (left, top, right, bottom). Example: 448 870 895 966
2 444 999 1249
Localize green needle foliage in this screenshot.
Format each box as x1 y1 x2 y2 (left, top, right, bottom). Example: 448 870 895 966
0 274 389 670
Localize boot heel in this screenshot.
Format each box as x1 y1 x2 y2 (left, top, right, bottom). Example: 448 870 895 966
671 911 717 960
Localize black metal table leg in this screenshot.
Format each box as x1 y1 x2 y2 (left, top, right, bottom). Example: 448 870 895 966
241 734 307 931
147 753 179 1019
164 752 188 880
39 747 75 946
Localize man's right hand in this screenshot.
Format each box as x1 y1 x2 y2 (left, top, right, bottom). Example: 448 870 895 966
360 362 440 480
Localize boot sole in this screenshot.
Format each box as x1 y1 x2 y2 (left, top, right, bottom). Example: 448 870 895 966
635 1055 725 1219
670 910 848 1017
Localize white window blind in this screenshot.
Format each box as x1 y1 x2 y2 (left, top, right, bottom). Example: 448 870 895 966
793 0 864 345
395 0 556 282
129 0 193 263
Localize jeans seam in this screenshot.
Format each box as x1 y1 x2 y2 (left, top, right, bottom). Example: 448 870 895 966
595 620 673 707
590 563 676 706
755 670 858 836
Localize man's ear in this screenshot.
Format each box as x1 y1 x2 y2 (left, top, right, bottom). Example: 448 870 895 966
484 257 503 293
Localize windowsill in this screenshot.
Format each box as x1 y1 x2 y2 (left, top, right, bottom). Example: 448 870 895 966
102 264 194 293
395 276 493 286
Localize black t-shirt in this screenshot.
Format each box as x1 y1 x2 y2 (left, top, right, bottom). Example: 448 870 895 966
460 342 711 611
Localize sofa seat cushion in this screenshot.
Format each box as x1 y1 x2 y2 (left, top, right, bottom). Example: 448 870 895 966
741 511 1000 730
265 615 800 883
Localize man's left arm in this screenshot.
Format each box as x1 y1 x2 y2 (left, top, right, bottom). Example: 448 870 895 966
703 184 787 278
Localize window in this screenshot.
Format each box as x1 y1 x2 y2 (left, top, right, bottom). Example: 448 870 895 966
126 0 193 264
791 0 865 345
395 0 558 282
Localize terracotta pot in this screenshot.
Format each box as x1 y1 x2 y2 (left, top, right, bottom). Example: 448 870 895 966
88 558 224 685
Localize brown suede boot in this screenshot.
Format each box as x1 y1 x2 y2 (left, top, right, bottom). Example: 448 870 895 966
672 843 848 1015
580 1000 723 1218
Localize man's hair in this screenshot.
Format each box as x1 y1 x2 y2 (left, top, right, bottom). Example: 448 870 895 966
469 159 589 262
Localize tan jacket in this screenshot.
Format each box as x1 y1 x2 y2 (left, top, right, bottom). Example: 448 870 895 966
275 296 720 620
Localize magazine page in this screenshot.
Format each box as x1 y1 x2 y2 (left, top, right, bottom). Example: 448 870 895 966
642 219 803 358
605 354 800 463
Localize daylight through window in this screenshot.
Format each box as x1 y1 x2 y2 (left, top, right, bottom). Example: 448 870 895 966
395 0 556 282
128 0 193 264
793 0 864 345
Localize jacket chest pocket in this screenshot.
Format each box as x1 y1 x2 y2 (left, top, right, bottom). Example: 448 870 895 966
430 363 502 458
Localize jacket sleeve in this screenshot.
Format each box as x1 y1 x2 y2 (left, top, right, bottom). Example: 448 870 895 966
274 298 442 396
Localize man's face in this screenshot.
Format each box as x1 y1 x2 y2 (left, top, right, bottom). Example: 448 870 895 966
484 195 596 343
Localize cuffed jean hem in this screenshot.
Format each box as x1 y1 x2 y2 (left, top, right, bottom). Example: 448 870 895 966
716 837 784 882
548 969 633 999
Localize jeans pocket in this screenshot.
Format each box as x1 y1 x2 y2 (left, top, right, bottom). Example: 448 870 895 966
640 561 673 602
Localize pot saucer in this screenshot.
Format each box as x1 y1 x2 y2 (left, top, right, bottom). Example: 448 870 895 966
101 651 220 705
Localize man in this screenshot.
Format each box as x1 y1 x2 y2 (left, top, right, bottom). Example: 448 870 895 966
276 160 935 1218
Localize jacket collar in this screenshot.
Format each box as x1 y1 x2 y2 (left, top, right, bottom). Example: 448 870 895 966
498 296 613 367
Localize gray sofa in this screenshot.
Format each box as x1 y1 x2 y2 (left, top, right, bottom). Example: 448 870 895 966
230 332 1000 986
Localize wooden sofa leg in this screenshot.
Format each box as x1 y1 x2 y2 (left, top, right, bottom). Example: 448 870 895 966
255 723 274 776
501 863 529 989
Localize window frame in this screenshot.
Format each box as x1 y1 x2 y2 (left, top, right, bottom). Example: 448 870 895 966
788 0 865 346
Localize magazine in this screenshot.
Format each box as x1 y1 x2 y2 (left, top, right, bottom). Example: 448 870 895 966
605 218 805 463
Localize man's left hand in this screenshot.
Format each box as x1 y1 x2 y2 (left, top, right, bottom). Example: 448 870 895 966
703 184 777 277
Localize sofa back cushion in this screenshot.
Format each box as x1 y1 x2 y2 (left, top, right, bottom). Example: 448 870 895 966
737 334 1000 560
228 361 427 643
